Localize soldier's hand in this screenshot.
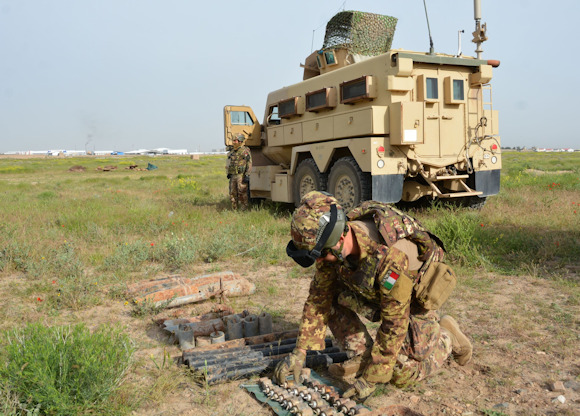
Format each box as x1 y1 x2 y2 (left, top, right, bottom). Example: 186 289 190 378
343 377 376 401
273 349 306 385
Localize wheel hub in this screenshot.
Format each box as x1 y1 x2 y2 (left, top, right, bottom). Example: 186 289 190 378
299 176 316 198
334 175 355 211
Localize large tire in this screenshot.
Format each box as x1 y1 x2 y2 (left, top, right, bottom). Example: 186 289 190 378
293 158 327 206
327 156 371 212
454 196 487 210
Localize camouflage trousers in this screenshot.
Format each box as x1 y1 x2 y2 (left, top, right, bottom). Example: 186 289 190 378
328 291 452 387
229 175 249 210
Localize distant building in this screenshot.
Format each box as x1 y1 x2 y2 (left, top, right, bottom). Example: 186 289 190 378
125 148 188 155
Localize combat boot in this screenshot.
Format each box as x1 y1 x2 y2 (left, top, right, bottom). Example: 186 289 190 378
440 315 472 365
328 349 371 378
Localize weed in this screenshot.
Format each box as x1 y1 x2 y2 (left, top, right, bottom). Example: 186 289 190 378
372 382 393 397
172 176 200 190
0 323 135 415
102 240 150 273
0 240 32 273
159 233 200 268
149 348 172 370
421 205 488 267
130 296 174 317
202 233 234 263
266 284 278 295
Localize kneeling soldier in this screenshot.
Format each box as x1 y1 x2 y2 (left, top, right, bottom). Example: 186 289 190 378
274 191 472 401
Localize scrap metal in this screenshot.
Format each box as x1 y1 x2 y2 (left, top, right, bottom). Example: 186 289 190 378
185 337 347 385
126 271 256 307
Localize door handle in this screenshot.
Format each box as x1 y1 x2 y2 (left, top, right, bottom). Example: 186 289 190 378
442 115 453 120
427 115 439 120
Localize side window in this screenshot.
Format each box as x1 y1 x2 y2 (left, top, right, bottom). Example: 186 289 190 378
417 75 439 102
231 111 254 126
324 51 337 66
444 77 466 104
453 79 464 100
426 77 439 100
267 105 281 125
340 76 376 104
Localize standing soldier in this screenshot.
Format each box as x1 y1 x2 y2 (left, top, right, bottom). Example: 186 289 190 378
274 191 472 401
226 133 252 210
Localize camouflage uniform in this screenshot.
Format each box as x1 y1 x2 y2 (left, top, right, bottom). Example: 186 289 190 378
226 143 252 210
295 198 452 387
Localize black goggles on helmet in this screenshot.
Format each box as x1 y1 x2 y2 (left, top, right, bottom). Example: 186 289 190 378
286 204 339 268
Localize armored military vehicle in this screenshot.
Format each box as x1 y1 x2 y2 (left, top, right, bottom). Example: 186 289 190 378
224 1 500 210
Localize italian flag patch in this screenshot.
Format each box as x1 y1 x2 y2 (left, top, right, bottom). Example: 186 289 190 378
383 270 399 290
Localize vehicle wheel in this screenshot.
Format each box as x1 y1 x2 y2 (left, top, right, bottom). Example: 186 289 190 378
327 156 371 212
293 158 327 206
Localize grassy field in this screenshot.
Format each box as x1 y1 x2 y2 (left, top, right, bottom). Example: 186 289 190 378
0 152 578 415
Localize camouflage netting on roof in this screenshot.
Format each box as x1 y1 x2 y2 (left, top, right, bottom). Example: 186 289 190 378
322 11 397 56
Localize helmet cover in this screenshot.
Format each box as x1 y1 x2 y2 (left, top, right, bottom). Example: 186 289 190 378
290 191 346 251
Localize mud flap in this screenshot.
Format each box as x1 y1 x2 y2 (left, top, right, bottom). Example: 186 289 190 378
372 174 404 203
475 169 500 196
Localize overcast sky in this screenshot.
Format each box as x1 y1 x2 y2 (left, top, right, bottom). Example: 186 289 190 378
0 0 577 153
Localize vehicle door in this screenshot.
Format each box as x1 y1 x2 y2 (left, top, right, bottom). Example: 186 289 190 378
223 106 261 147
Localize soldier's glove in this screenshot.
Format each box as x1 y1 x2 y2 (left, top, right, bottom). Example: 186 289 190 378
227 174 232 179
273 349 306 385
243 175 249 184
343 377 376 401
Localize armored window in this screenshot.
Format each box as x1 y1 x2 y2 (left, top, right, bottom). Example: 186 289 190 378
340 76 376 104
426 78 438 100
324 51 337 66
231 111 254 126
278 96 305 118
316 54 324 69
306 87 337 112
453 79 464 100
444 77 466 104
417 75 439 102
267 105 280 125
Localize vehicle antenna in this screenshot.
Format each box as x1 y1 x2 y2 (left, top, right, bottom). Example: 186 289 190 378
422 0 435 54
310 1 348 53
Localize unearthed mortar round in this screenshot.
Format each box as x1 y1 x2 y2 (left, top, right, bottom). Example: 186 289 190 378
210 330 225 344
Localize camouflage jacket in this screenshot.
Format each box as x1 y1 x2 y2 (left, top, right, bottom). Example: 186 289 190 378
296 201 445 384
226 146 252 176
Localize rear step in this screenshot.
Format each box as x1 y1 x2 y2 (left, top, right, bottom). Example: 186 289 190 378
420 171 482 198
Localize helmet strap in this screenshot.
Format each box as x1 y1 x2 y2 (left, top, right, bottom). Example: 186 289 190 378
328 237 345 263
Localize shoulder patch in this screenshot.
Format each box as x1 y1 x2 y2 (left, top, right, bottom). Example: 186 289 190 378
386 271 414 303
382 269 399 290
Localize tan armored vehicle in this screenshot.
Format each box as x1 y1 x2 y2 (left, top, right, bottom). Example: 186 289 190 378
224 3 500 210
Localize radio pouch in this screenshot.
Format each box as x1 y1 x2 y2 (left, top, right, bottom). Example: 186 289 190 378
414 261 457 310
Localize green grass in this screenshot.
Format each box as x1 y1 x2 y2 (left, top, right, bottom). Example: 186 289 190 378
0 152 578 292
0 323 135 415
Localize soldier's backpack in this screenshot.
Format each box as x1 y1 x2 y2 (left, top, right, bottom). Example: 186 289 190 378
347 201 456 309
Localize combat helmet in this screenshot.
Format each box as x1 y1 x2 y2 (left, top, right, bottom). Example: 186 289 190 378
286 191 347 267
